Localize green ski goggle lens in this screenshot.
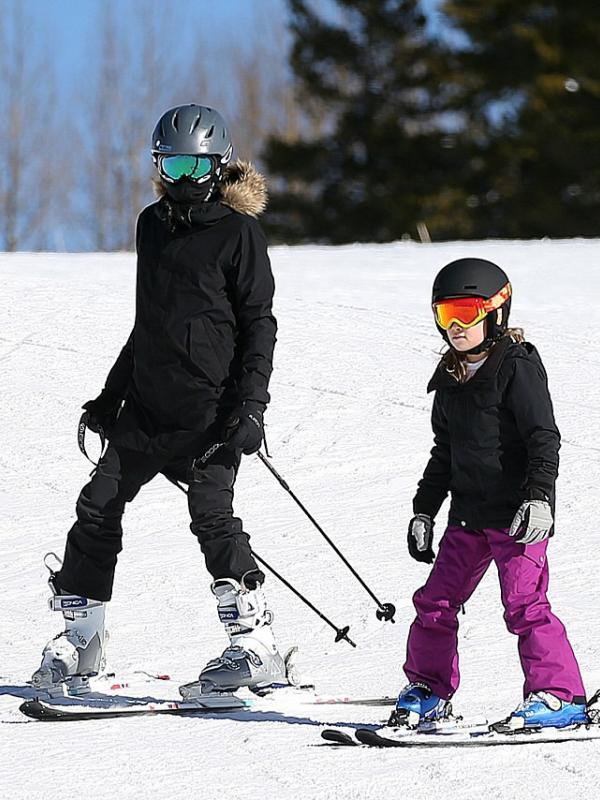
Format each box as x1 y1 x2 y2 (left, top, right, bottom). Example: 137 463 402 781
158 154 214 182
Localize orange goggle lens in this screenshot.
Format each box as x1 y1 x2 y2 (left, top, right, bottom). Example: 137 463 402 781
433 283 512 330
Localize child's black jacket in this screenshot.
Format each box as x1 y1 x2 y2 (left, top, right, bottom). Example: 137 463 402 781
413 337 560 530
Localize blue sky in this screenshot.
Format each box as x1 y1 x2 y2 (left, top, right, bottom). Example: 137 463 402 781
35 0 443 88
39 0 289 84
7 0 445 250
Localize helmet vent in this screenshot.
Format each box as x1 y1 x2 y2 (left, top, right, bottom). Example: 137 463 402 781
189 114 201 134
151 105 232 159
464 285 477 289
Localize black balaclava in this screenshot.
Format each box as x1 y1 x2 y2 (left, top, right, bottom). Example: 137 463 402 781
161 166 224 231
163 175 216 205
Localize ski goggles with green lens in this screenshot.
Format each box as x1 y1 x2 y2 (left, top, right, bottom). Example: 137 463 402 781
157 154 215 184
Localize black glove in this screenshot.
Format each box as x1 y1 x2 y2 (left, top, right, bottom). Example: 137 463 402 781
407 513 435 564
223 401 265 455
82 388 123 434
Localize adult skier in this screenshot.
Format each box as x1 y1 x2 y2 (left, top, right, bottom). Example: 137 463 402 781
396 258 587 731
32 104 289 698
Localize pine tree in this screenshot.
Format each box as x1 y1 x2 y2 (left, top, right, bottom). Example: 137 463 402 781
263 0 469 243
441 0 600 236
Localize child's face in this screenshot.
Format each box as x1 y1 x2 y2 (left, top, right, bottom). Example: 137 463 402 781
447 320 486 351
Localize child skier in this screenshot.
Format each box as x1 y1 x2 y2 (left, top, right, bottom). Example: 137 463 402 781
32 104 289 698
397 257 586 731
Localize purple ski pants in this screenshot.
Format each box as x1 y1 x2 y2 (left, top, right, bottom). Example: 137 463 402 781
404 525 585 703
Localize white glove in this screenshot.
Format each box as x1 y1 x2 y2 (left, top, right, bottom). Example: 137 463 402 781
509 499 554 544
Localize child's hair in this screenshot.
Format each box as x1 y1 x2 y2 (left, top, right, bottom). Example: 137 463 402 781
440 328 525 383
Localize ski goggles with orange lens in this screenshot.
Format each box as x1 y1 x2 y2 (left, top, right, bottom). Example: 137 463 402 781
433 283 512 330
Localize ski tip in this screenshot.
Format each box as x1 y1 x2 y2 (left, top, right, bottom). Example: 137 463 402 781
355 728 389 747
321 728 357 746
19 699 51 719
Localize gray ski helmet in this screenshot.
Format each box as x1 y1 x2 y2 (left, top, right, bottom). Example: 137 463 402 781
151 104 233 164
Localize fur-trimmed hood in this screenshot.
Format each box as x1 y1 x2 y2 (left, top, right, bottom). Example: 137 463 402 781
152 160 267 218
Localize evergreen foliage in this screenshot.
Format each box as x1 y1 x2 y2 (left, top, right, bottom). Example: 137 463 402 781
264 0 464 243
443 0 600 237
263 0 600 242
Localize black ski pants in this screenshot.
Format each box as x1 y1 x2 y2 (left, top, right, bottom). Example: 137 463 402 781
56 444 264 601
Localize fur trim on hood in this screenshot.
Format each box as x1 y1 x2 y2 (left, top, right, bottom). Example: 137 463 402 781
152 160 267 217
220 161 267 217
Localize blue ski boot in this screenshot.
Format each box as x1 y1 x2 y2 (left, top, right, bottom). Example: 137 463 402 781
492 691 588 733
388 682 452 728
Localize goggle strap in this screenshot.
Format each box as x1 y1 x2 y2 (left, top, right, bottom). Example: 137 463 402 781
482 282 511 312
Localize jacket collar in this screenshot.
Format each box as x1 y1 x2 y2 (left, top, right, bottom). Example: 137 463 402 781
155 198 232 230
427 336 512 392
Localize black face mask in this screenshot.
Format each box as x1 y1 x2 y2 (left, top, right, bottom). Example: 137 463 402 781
163 177 215 205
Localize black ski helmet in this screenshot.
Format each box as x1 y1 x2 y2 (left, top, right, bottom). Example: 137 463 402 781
151 104 233 163
432 258 512 348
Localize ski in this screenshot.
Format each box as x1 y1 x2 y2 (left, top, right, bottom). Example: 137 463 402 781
102 672 395 707
320 717 488 746
20 695 249 721
307 695 394 707
351 723 600 748
17 677 396 721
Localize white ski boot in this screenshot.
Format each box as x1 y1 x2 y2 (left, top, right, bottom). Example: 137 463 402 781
31 559 107 697
180 577 288 698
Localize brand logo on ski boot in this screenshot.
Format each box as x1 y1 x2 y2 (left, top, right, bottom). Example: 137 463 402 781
218 609 239 621
59 598 88 610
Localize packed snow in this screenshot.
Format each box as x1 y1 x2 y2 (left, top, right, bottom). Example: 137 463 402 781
1 239 600 799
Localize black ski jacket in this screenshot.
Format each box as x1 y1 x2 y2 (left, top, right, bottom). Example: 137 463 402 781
413 337 560 530
103 162 277 459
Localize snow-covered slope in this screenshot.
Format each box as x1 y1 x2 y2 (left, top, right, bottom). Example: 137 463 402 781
2 240 599 800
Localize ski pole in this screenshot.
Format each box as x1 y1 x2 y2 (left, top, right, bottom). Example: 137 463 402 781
256 451 396 624
251 552 356 647
163 465 356 647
